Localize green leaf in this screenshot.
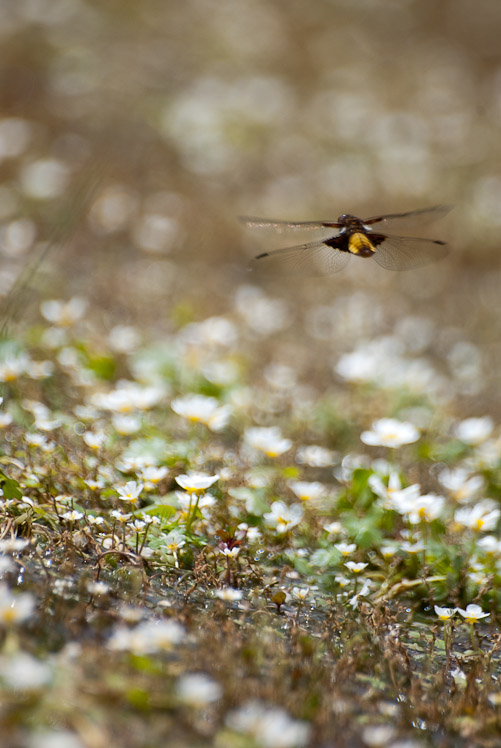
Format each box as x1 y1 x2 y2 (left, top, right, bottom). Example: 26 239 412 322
342 512 383 548
429 440 468 463
0 471 22 499
127 687 151 710
350 468 374 508
310 548 340 568
293 556 311 575
143 504 176 522
86 354 117 380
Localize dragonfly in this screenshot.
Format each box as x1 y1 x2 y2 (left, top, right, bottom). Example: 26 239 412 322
239 205 450 274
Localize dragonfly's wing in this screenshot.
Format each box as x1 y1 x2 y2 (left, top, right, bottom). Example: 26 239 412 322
364 205 452 227
373 235 449 271
239 216 341 232
253 239 350 275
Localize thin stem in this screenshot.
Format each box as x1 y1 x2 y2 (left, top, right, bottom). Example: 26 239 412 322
185 492 202 534
469 622 478 650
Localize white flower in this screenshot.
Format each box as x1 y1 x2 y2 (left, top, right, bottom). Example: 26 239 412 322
116 455 155 473
434 605 456 621
244 426 292 458
454 500 500 532
487 689 501 712
438 467 484 503
456 603 489 623
86 581 110 595
380 543 398 559
176 673 222 706
374 481 423 514
0 557 14 575
0 652 51 690
21 158 69 199
0 412 12 428
171 394 231 432
139 466 169 485
295 445 336 467
226 700 311 748
478 535 501 555
454 416 493 445
238 523 262 543
175 472 219 493
474 437 501 469
323 521 342 536
335 343 387 383
108 619 186 654
0 539 30 553
288 481 327 502
26 360 54 379
110 510 132 523
451 667 467 686
219 546 241 558
61 510 84 522
35 415 62 431
0 354 29 382
0 584 35 625
334 574 350 587
179 315 238 348
468 562 488 587
361 725 398 748
0 118 31 159
215 588 244 602
345 561 368 573
162 530 186 553
368 471 403 503
25 432 47 448
264 501 303 534
334 542 356 556
349 579 373 608
116 481 143 504
83 431 106 450
91 381 165 413
400 539 425 554
112 413 142 435
40 297 87 327
108 325 141 352
87 515 105 528
361 418 419 448
392 492 444 524
202 359 239 386
291 587 309 601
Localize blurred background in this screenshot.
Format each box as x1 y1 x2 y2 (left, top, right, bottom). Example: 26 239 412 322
1 0 501 412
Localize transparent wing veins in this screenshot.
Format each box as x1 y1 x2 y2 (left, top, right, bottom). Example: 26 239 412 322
252 239 350 275
373 234 449 271
364 205 452 226
239 216 340 232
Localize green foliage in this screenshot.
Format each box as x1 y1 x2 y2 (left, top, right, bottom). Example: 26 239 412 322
0 470 22 499
343 511 385 548
143 503 177 523
429 440 469 463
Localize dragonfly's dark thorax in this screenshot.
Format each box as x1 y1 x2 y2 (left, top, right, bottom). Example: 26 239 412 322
337 213 365 229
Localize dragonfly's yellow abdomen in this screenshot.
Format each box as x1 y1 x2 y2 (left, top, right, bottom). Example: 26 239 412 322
348 232 375 257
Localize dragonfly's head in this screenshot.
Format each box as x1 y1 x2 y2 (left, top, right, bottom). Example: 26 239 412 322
337 213 360 226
